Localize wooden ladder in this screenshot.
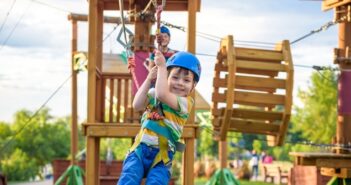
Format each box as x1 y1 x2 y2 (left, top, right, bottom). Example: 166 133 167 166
211 35 294 146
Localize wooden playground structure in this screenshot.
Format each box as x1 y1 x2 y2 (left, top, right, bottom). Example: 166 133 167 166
290 0 351 183
74 1 202 185
211 35 294 169
55 0 351 185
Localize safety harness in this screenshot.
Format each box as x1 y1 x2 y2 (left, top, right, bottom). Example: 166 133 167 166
129 100 186 169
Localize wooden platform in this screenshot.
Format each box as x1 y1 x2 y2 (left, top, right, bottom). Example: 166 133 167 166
290 152 351 178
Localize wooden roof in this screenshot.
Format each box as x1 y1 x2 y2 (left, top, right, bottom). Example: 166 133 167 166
101 0 201 11
102 53 210 111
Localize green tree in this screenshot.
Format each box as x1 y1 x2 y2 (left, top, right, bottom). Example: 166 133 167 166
292 70 337 144
0 122 13 159
0 108 71 180
1 149 38 181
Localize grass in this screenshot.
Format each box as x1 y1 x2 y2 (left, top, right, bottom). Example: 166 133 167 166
194 178 274 185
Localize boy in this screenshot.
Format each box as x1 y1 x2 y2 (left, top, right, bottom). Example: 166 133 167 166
117 50 201 185
146 26 177 71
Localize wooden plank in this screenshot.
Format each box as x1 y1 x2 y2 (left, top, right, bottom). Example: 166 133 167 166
83 123 198 138
235 47 283 62
235 91 285 106
237 76 286 89
281 40 294 115
109 79 114 123
183 138 195 185
321 167 351 178
229 118 280 135
213 76 286 90
290 152 351 158
276 114 291 146
212 92 279 108
317 158 351 168
236 60 287 72
220 35 235 140
103 0 201 11
215 63 279 77
294 156 317 166
276 40 294 146
68 13 131 24
86 137 100 185
237 68 279 77
116 79 122 123
232 108 283 121
322 0 351 11
101 78 106 122
123 79 129 123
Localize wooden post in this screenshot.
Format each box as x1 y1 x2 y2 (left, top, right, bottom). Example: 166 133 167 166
182 1 197 185
86 0 103 184
70 19 78 165
335 4 351 154
219 141 227 169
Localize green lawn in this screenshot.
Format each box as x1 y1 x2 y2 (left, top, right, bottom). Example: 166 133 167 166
194 178 274 185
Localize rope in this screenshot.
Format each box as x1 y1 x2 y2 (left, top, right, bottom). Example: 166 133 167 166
118 0 140 89
155 4 163 49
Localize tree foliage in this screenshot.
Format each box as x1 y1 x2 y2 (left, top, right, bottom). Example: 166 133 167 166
0 108 71 181
291 70 337 144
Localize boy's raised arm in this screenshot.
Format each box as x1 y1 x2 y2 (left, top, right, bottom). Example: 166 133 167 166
132 66 157 111
154 50 179 110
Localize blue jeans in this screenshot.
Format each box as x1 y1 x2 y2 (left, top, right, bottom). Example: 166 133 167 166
117 143 174 185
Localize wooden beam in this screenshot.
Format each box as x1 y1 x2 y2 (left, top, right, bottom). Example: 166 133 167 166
235 47 284 61
86 0 103 184
317 158 351 168
322 0 351 11
82 123 199 138
182 138 195 185
220 35 235 141
214 62 279 77
232 108 283 121
321 167 351 178
70 19 78 165
275 40 293 146
68 13 131 24
182 1 197 184
102 0 201 11
213 75 286 90
219 141 227 169
229 118 280 135
236 60 287 72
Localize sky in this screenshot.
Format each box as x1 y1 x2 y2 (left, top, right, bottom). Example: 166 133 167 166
0 0 339 123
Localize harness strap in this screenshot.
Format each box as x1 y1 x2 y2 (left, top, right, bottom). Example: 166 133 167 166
143 120 185 152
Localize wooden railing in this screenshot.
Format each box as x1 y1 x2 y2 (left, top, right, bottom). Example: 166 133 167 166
100 72 141 124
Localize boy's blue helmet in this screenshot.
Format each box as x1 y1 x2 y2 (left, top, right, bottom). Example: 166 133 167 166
160 26 170 36
166 51 201 82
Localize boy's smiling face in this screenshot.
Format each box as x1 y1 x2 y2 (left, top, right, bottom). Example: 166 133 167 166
167 67 195 97
160 33 170 47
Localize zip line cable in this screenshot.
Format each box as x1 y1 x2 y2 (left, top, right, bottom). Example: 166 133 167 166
0 0 17 34
0 74 72 159
291 15 347 45
30 0 70 13
0 1 32 52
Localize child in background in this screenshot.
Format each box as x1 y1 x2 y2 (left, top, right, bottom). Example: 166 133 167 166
117 50 201 185
147 26 177 71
